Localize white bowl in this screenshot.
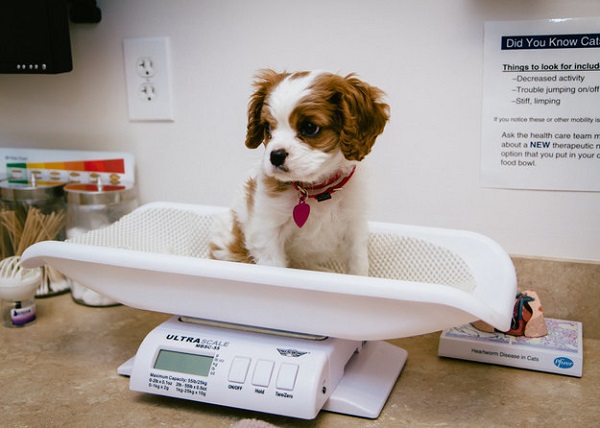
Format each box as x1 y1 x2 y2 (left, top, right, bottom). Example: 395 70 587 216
0 257 42 301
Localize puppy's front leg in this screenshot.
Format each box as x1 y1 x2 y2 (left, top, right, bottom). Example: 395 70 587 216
347 246 369 276
245 221 290 268
345 224 370 276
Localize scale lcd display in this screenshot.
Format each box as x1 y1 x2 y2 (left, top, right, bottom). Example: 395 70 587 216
154 349 214 377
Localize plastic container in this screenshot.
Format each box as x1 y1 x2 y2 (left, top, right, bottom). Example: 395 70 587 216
65 181 137 306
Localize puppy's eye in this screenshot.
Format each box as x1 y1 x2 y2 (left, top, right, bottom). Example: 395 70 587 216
264 123 271 137
300 122 320 138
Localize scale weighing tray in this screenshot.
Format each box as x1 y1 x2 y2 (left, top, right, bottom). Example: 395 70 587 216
21 202 517 419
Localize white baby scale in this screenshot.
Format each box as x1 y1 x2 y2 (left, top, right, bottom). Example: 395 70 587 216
21 202 517 420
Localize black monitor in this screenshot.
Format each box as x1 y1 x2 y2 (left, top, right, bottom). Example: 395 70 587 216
0 0 72 74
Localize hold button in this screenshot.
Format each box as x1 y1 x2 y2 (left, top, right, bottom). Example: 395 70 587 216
252 360 274 387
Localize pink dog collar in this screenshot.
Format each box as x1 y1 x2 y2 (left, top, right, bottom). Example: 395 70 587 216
291 166 356 228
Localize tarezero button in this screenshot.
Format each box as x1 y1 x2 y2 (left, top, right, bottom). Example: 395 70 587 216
228 357 251 383
276 363 299 391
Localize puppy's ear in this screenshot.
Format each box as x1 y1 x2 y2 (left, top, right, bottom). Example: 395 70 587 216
337 75 390 161
245 69 288 149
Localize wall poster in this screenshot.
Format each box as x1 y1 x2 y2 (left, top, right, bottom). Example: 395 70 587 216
481 17 600 191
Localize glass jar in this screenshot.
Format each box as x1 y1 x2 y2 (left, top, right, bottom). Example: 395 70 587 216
0 180 69 297
65 182 137 306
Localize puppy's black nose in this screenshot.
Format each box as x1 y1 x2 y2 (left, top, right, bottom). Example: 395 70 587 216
270 149 288 167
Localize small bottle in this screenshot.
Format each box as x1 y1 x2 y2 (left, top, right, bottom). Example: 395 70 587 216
2 297 36 327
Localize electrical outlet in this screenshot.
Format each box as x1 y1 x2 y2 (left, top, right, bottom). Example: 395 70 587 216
123 37 174 121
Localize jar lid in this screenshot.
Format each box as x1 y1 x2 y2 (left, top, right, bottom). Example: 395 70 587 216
0 181 65 202
64 183 137 206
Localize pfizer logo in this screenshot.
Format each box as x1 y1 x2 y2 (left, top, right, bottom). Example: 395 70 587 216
554 357 574 369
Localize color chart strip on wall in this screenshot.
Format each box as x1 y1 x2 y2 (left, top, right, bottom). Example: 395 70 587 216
6 158 127 184
7 159 126 173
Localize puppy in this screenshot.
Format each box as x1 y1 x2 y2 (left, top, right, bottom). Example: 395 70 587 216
209 70 389 276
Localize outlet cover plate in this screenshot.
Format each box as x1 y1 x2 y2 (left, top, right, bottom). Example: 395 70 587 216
123 37 174 121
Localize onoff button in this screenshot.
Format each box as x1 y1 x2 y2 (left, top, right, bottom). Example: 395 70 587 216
228 357 251 383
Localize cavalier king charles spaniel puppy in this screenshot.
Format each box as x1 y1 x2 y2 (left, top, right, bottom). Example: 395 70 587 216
210 70 389 276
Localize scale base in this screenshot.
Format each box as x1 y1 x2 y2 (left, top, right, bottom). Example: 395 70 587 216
118 340 407 419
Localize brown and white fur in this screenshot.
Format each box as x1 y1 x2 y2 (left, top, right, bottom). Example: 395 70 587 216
209 70 389 276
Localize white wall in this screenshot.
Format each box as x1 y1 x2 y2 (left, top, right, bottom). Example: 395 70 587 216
1 0 599 261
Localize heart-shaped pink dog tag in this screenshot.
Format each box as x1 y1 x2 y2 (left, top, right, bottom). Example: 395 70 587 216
293 200 310 228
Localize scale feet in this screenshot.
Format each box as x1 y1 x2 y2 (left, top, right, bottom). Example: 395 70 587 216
323 341 407 418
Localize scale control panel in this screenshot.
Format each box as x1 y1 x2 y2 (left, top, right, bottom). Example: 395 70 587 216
126 316 362 419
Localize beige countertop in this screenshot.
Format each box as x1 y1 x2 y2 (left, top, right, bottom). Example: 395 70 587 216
1 293 598 427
